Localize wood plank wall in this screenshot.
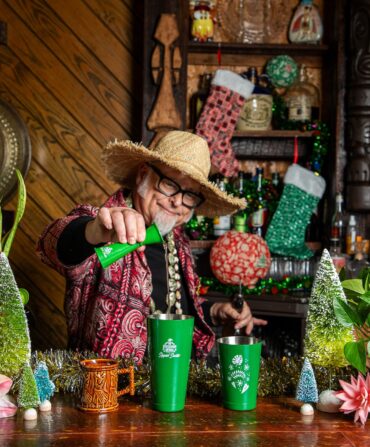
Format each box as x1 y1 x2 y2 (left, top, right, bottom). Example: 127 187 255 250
0 0 136 349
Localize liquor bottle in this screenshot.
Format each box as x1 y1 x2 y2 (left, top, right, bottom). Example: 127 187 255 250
284 67 314 123
331 193 347 253
232 171 248 232
250 167 268 237
213 176 231 237
297 65 320 120
329 227 347 274
271 171 283 197
346 215 357 256
190 73 212 129
288 0 323 45
236 67 273 131
347 235 369 278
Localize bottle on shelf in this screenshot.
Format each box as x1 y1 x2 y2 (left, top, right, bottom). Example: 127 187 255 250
347 235 369 278
346 215 358 256
213 175 231 237
297 65 320 120
271 171 283 197
190 72 213 129
250 167 268 237
331 193 347 254
236 67 273 131
232 171 248 233
329 227 347 274
288 0 323 45
284 66 314 123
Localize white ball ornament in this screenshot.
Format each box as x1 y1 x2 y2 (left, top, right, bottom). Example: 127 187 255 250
39 399 52 412
300 403 314 416
317 390 341 413
23 408 38 420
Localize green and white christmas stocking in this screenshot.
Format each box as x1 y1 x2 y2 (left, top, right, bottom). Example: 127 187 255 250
265 164 326 259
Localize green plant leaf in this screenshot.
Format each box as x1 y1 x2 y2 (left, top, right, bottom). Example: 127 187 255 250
357 292 370 305
19 288 29 305
0 204 2 252
344 340 367 375
364 271 370 292
339 267 347 282
333 296 361 327
341 279 365 295
356 302 370 326
3 170 26 257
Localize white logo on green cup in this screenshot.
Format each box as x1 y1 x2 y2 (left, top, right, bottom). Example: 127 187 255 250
159 338 181 358
101 246 112 257
227 355 250 394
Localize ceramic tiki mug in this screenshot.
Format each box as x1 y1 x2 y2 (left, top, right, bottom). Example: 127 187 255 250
148 314 194 412
79 359 135 413
217 336 262 411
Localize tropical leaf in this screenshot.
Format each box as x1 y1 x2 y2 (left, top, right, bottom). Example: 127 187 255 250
341 279 365 296
333 296 361 327
344 341 367 375
0 204 2 252
3 170 26 257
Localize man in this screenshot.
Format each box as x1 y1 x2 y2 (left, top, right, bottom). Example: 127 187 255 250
37 131 266 362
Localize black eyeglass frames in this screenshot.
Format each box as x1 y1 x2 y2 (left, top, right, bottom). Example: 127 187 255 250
147 164 204 209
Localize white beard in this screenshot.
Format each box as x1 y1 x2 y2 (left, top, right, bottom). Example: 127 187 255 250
137 171 194 235
153 211 178 236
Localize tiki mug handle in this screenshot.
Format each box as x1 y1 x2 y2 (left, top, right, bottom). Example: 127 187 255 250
117 365 135 397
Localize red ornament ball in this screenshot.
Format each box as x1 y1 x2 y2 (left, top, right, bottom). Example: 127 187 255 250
210 231 271 287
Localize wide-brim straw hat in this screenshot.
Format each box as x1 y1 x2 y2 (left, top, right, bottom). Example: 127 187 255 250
102 131 246 217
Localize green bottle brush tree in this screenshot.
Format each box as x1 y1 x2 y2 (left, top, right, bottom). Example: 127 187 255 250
0 170 40 417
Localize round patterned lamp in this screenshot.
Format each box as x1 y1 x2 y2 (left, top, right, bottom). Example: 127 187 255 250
210 231 271 288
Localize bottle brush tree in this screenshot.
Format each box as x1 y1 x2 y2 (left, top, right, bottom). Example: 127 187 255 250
0 170 40 409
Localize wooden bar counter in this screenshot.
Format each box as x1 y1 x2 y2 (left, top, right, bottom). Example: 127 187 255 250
0 395 369 446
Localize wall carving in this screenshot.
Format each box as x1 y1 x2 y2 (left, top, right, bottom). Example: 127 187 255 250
346 0 370 210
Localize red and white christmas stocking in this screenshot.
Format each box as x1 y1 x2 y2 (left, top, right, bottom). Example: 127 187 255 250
195 70 254 176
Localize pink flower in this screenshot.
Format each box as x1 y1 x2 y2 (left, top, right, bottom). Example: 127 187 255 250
0 374 17 418
335 373 370 425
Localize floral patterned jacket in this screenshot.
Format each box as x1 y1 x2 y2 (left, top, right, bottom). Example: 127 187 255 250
37 190 215 362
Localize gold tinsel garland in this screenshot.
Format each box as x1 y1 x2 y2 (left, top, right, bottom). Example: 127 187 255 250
28 350 358 400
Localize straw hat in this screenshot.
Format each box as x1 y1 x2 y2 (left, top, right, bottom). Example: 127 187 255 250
102 131 246 217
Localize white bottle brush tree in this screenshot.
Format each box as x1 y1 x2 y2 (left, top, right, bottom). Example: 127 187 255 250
0 170 40 418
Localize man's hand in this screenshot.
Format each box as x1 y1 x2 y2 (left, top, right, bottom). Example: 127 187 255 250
210 301 268 335
85 207 147 249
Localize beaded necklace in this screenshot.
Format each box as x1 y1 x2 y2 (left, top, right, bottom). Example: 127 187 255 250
125 195 182 315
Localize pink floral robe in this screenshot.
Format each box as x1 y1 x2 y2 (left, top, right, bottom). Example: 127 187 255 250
37 190 215 362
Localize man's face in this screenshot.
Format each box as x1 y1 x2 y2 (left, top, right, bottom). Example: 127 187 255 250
133 163 201 232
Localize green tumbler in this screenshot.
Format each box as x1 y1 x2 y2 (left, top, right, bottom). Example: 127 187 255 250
217 336 262 411
148 314 194 412
95 223 163 268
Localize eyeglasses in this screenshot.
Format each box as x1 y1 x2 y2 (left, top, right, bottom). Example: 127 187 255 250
148 164 204 209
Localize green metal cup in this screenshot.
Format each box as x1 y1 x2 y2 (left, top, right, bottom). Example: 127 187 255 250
217 336 262 411
148 314 194 412
95 223 163 268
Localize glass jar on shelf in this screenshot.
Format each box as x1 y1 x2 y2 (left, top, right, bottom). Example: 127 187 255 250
284 67 314 122
236 67 273 131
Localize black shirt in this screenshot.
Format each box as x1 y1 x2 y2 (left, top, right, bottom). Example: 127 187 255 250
57 217 213 325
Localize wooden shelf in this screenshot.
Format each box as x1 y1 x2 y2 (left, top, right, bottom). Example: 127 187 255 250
232 130 314 138
190 240 322 252
188 41 330 56
188 130 315 138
